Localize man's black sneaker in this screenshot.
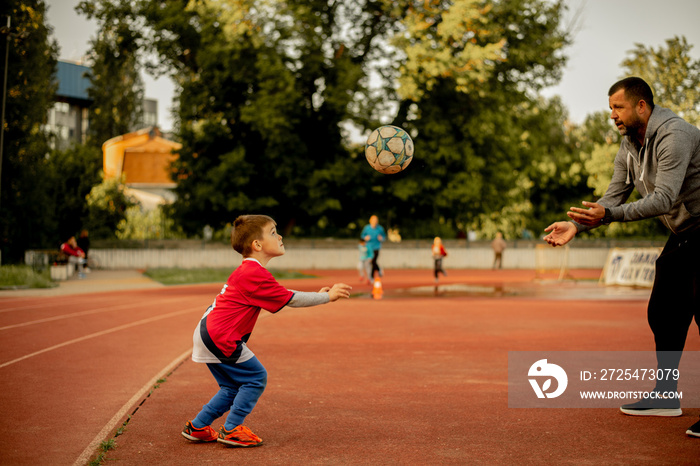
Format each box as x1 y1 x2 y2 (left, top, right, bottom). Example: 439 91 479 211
687 418 700 438
620 396 681 417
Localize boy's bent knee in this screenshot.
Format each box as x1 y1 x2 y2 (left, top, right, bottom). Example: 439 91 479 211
252 369 267 389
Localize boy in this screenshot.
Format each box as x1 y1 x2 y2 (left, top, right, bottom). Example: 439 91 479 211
182 215 351 447
357 238 373 284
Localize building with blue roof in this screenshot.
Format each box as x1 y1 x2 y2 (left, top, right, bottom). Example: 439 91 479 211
46 60 158 148
56 60 92 103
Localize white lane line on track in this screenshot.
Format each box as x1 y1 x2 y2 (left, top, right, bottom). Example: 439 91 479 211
0 297 193 331
72 311 275 465
73 348 193 466
0 297 129 313
0 308 198 369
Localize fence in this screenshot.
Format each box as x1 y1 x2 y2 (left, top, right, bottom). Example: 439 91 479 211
25 239 664 271
25 245 604 271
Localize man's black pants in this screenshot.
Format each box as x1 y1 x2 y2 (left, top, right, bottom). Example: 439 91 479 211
648 228 700 391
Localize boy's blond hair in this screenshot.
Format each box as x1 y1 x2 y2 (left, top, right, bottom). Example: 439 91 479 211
231 215 275 257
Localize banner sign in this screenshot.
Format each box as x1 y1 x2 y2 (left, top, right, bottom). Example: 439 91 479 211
601 248 661 287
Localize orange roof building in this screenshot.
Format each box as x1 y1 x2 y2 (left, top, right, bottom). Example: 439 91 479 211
103 126 181 186
103 127 182 209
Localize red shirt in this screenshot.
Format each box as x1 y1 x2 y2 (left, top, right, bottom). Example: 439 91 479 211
432 244 447 258
199 259 293 361
60 242 85 258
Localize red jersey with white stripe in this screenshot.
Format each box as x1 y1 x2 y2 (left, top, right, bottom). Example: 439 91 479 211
192 259 294 364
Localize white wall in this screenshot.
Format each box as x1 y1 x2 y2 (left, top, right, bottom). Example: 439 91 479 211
78 246 609 270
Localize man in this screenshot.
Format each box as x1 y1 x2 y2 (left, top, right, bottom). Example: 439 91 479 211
543 77 700 438
491 232 506 269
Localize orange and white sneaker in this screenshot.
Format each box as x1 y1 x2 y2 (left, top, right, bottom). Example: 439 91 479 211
217 425 263 447
181 420 219 442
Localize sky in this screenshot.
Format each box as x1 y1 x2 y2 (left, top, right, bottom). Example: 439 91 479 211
46 0 700 132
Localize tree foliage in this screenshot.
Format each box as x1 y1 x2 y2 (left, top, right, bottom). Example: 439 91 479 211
77 0 145 147
0 0 59 262
621 36 700 126
116 204 184 240
84 174 136 239
70 1 694 244
392 0 506 100
99 0 571 239
127 0 408 235
384 0 574 237
45 143 103 241
4 0 695 266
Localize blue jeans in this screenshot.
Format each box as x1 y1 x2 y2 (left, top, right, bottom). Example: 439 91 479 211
192 357 267 430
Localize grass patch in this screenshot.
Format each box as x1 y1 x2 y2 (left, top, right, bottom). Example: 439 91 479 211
0 265 56 289
143 267 315 285
87 361 188 465
88 439 116 466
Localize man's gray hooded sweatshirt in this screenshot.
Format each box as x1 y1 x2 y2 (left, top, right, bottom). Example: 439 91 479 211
576 106 700 236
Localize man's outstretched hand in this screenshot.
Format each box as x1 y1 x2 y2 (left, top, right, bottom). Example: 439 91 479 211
567 201 605 226
543 221 577 247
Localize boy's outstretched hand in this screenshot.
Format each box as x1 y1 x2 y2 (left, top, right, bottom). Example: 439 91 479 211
320 283 352 301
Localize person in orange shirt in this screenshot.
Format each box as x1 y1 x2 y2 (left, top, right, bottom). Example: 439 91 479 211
431 237 447 282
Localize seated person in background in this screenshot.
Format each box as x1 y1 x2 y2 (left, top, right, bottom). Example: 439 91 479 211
60 236 86 278
77 229 90 271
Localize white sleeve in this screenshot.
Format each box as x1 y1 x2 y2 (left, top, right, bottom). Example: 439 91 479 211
287 291 330 307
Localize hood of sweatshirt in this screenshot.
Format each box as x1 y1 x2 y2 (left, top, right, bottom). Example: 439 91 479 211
620 106 700 234
645 106 679 141
621 107 679 184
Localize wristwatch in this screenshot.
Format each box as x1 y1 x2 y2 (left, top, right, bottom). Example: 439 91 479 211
601 207 614 225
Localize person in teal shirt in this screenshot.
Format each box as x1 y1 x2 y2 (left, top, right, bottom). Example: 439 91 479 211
361 215 386 280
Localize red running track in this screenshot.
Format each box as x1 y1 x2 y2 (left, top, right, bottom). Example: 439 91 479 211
0 269 698 465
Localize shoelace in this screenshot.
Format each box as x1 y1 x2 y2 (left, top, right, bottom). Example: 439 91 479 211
186 423 217 440
201 426 218 435
235 426 262 442
223 425 262 442
238 426 262 442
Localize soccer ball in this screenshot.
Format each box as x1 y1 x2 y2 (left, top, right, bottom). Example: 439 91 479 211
365 125 414 174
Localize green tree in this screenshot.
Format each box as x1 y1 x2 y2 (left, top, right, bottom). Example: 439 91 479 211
77 0 573 240
380 0 572 237
85 174 136 239
116 205 183 240
132 0 408 235
77 0 145 147
0 0 59 262
621 36 700 126
392 0 506 101
45 143 103 241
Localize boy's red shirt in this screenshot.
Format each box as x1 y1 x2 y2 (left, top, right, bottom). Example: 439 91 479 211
201 259 294 360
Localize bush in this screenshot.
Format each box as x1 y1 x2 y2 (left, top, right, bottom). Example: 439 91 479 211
0 265 56 289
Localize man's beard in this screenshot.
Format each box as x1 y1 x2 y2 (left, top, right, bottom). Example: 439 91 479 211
619 114 644 140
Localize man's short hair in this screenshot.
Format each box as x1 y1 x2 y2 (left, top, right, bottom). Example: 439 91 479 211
231 214 275 256
608 77 655 109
